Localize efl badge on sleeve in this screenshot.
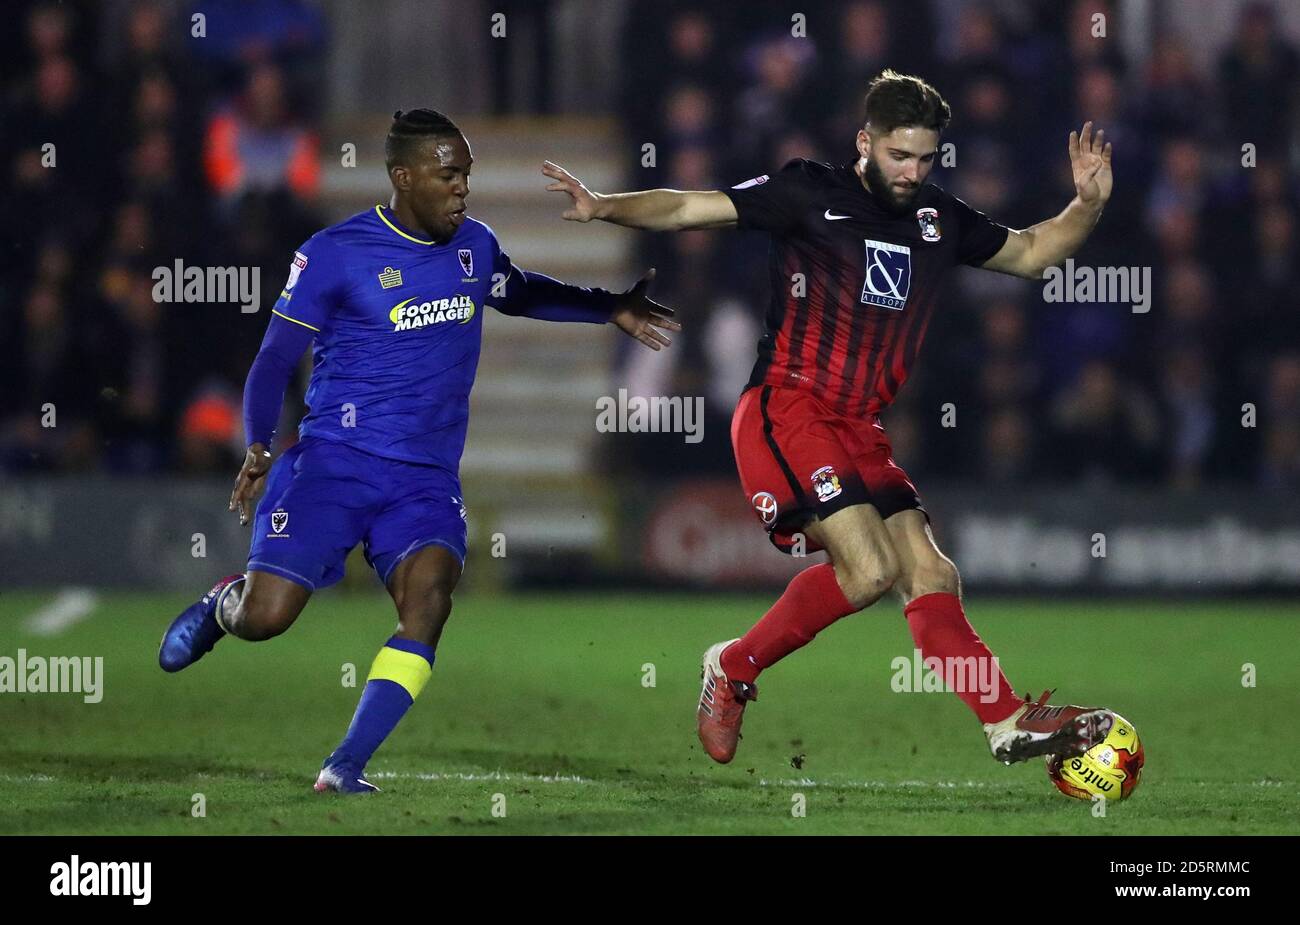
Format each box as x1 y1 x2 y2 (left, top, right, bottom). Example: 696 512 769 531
916 207 941 242
811 466 842 503
285 251 308 290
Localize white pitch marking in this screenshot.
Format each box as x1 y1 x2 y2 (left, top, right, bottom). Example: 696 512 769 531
760 778 994 789
370 770 593 784
23 588 100 637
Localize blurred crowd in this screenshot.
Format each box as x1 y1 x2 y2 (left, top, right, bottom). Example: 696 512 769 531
2 0 326 473
613 0 1300 490
3 0 1298 491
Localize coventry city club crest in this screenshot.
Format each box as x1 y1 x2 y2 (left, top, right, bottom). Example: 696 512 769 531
811 466 842 503
916 207 941 242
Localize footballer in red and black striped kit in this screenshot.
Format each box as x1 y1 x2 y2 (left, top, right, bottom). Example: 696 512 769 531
545 69 1117 770
727 156 1010 417
726 156 1010 550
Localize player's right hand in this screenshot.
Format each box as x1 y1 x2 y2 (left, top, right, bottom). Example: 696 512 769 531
229 443 273 526
542 160 602 222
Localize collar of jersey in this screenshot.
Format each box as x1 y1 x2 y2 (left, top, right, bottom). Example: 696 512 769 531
375 204 446 246
835 159 878 199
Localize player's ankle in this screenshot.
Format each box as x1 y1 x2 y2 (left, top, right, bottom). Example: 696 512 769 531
719 642 758 685
211 575 246 635
324 750 361 772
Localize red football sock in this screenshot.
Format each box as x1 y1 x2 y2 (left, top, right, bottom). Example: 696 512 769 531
720 563 858 684
903 592 1022 724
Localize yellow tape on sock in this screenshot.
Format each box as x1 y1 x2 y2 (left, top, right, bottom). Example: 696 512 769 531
367 646 432 700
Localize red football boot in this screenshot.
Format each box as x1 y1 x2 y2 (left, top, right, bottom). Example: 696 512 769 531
696 639 758 764
984 689 1113 765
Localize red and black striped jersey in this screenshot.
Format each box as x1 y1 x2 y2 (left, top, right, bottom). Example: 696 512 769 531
723 158 1009 416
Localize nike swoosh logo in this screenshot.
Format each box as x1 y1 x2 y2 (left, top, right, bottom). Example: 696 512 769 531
824 210 852 220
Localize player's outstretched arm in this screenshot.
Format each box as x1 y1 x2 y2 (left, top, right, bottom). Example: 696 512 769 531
494 262 681 351
982 121 1113 280
543 160 738 231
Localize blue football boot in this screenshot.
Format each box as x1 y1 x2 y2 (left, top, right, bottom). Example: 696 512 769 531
314 761 381 794
158 574 243 672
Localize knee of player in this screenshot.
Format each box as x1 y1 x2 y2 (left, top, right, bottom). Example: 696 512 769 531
836 558 899 609
397 583 454 627
907 557 961 600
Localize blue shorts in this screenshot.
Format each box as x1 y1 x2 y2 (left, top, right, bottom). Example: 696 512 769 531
246 437 467 592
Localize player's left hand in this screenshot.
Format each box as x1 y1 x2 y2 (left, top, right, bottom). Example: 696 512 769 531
610 268 681 351
1070 121 1113 206
229 443 273 526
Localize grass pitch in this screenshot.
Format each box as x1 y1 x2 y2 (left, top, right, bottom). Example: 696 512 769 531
0 591 1295 835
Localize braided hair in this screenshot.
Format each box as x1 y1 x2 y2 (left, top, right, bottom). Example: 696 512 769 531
385 109 463 171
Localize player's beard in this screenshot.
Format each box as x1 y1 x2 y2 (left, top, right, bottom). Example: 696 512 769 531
863 155 920 215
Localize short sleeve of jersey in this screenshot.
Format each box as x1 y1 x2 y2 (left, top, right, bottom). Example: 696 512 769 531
723 159 812 234
269 233 345 332
949 194 1011 267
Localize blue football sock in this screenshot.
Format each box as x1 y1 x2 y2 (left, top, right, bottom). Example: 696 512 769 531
327 636 435 771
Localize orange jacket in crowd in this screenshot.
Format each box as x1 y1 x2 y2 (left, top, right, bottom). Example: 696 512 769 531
203 109 320 200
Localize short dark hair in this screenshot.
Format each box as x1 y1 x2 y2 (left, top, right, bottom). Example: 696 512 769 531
862 70 951 135
385 109 463 171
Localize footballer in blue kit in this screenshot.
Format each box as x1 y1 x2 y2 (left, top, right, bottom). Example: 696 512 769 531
158 109 678 794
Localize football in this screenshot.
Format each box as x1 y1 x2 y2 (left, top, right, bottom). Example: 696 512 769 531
1046 712 1145 801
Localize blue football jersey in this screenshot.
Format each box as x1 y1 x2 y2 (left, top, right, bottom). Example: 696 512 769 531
269 206 517 472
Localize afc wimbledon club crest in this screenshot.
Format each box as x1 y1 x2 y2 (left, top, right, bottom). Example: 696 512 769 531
458 249 474 279
271 509 289 535
751 491 778 526
811 466 842 503
916 207 941 242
